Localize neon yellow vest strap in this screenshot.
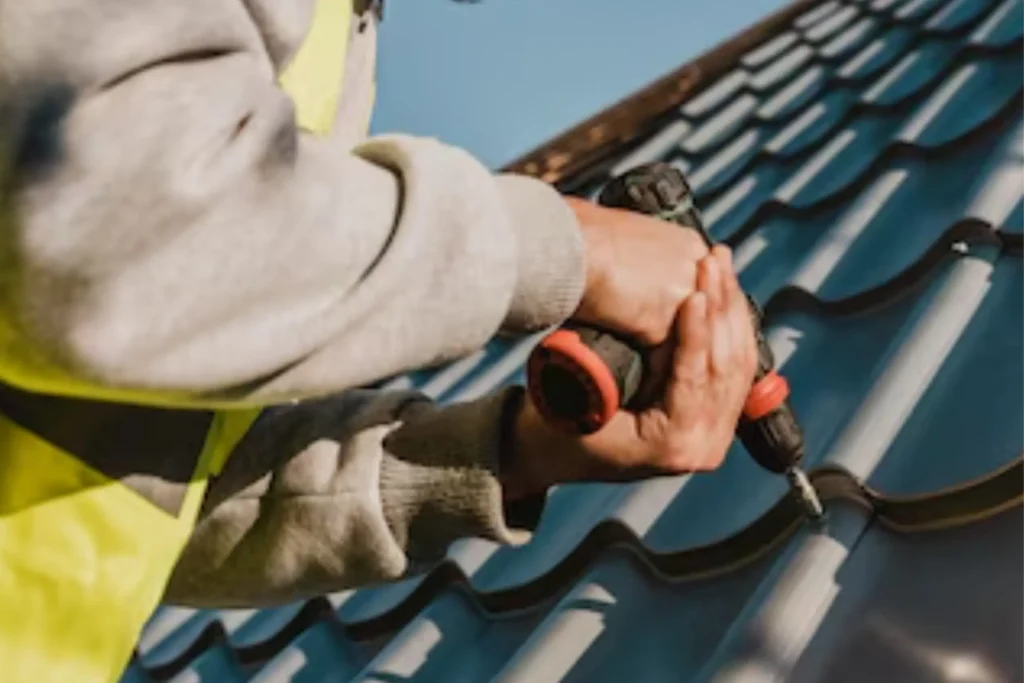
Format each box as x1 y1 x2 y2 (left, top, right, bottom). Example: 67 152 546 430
280 0 353 136
0 410 253 683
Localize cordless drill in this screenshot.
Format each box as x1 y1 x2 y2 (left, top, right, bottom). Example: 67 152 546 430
525 162 824 521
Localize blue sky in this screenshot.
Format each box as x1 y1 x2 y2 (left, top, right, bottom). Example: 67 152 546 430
370 0 789 169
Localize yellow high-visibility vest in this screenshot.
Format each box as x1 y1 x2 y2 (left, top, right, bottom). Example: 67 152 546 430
0 2 369 681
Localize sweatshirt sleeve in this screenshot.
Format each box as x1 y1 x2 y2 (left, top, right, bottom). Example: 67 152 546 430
0 1 585 406
164 387 539 607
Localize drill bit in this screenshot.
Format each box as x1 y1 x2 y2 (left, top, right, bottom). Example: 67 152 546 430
786 466 824 521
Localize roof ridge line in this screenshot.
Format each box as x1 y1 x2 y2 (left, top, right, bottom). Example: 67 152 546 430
499 0 828 183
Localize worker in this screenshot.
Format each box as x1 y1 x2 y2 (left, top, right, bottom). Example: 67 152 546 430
0 1 758 682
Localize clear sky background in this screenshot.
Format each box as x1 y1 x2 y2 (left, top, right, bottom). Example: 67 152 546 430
370 0 790 169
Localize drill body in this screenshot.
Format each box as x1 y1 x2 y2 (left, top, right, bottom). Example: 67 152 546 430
526 162 823 520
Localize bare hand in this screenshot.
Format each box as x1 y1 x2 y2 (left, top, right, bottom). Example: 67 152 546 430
503 246 758 500
567 196 710 347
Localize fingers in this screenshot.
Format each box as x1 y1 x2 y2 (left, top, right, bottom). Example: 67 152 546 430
719 247 758 378
700 247 735 373
673 290 709 385
713 246 733 307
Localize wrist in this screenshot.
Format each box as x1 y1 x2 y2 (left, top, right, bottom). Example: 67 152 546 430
563 198 614 326
500 392 559 501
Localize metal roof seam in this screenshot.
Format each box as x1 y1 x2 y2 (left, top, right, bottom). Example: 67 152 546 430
761 222 1021 323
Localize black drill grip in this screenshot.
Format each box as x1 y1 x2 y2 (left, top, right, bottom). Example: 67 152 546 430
525 325 643 435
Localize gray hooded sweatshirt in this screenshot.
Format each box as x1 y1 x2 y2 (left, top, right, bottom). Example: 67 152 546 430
0 0 585 606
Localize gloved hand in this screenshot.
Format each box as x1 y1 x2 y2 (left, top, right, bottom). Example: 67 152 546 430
501 245 757 501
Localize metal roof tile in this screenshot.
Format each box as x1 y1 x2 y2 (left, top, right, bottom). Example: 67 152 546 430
926 0 1002 31
168 646 244 683
895 54 1022 145
742 31 802 69
787 508 1022 683
750 43 818 90
896 0 954 21
968 0 1024 46
681 93 761 154
609 120 693 176
136 609 217 670
797 0 846 28
860 39 960 105
866 258 1022 493
249 623 374 683
689 128 767 195
354 592 543 683
680 70 750 119
819 15 882 60
757 63 830 120
773 115 897 207
836 24 917 81
870 0 906 12
126 1 1023 680
805 5 864 43
765 90 857 156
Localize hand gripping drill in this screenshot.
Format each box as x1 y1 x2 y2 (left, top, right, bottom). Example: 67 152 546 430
525 162 824 521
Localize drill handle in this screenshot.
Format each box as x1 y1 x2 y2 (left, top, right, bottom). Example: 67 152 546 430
525 161 806 472
525 325 643 435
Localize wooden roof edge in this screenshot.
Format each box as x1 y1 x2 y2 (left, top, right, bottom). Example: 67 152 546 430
500 0 826 184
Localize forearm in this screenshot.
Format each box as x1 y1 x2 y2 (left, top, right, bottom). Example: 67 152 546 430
166 387 537 607
0 1 585 408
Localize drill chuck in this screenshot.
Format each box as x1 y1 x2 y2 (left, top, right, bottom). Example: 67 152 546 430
526 163 820 516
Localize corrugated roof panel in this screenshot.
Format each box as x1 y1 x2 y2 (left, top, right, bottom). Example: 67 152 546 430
756 63 830 120
867 259 1022 494
805 4 863 43
896 0 952 21
836 23 917 81
750 43 818 90
682 93 761 154
796 0 845 28
126 0 1023 680
609 120 693 176
680 70 750 119
764 90 857 156
969 0 1024 45
819 15 881 61
742 31 802 69
772 114 898 207
871 0 906 11
896 54 1022 145
926 0 1002 31
787 508 1023 683
689 129 767 195
354 592 545 683
860 39 961 106
249 622 377 683
136 609 217 672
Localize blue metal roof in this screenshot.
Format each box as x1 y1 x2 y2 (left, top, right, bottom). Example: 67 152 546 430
122 0 1023 680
